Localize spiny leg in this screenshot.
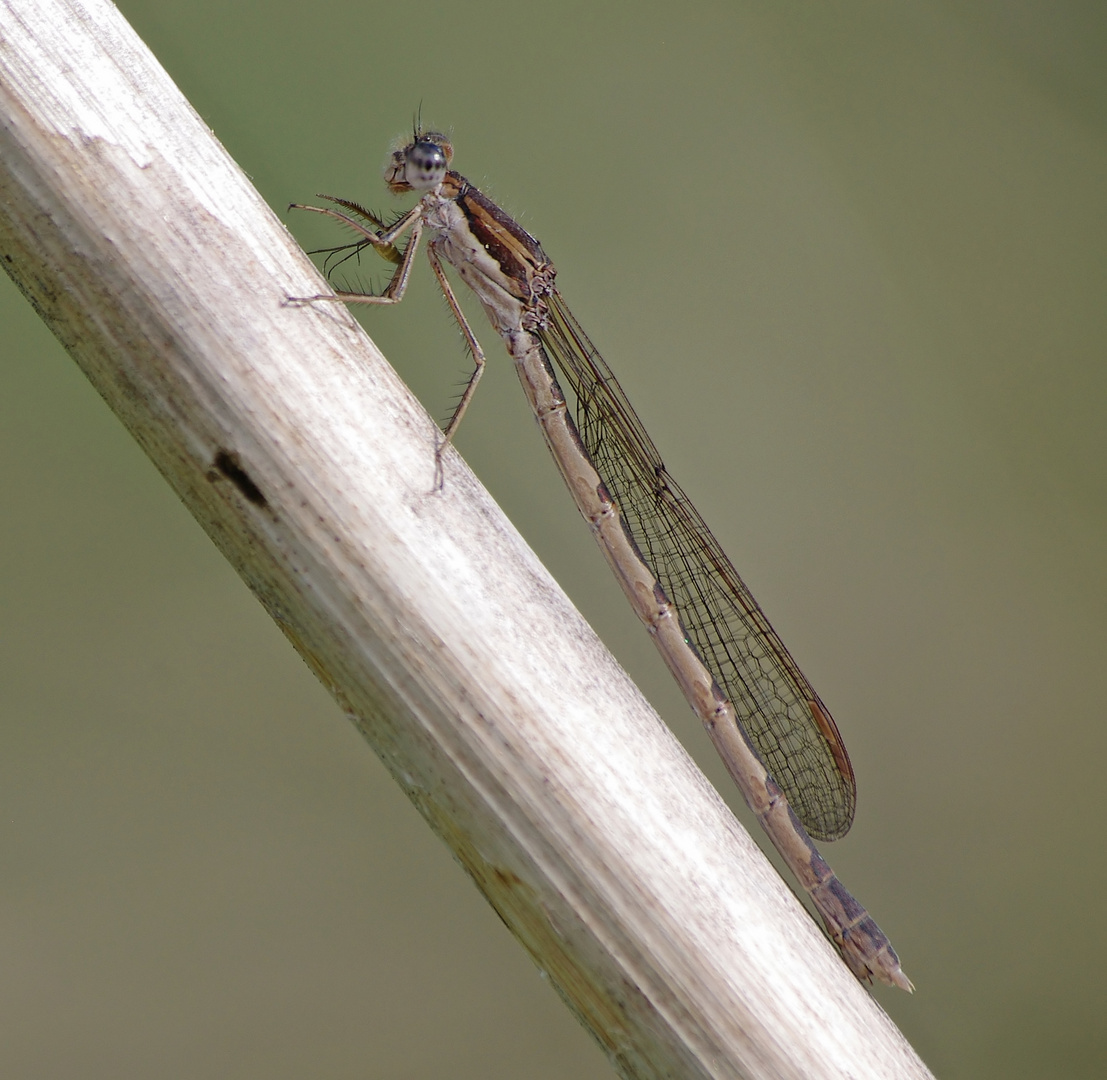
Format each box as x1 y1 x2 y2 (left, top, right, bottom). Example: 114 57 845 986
290 199 488 488
427 247 488 445
287 203 423 304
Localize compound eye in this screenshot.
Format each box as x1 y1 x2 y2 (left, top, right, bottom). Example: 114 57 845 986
405 140 448 189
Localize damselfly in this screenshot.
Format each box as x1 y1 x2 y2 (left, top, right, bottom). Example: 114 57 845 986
290 130 911 991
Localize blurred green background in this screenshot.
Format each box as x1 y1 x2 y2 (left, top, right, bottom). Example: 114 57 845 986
3 1 1106 1076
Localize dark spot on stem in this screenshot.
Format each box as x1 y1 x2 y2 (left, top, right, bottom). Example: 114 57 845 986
212 449 268 507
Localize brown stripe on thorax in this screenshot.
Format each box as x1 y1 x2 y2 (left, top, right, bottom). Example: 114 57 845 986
444 171 555 303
